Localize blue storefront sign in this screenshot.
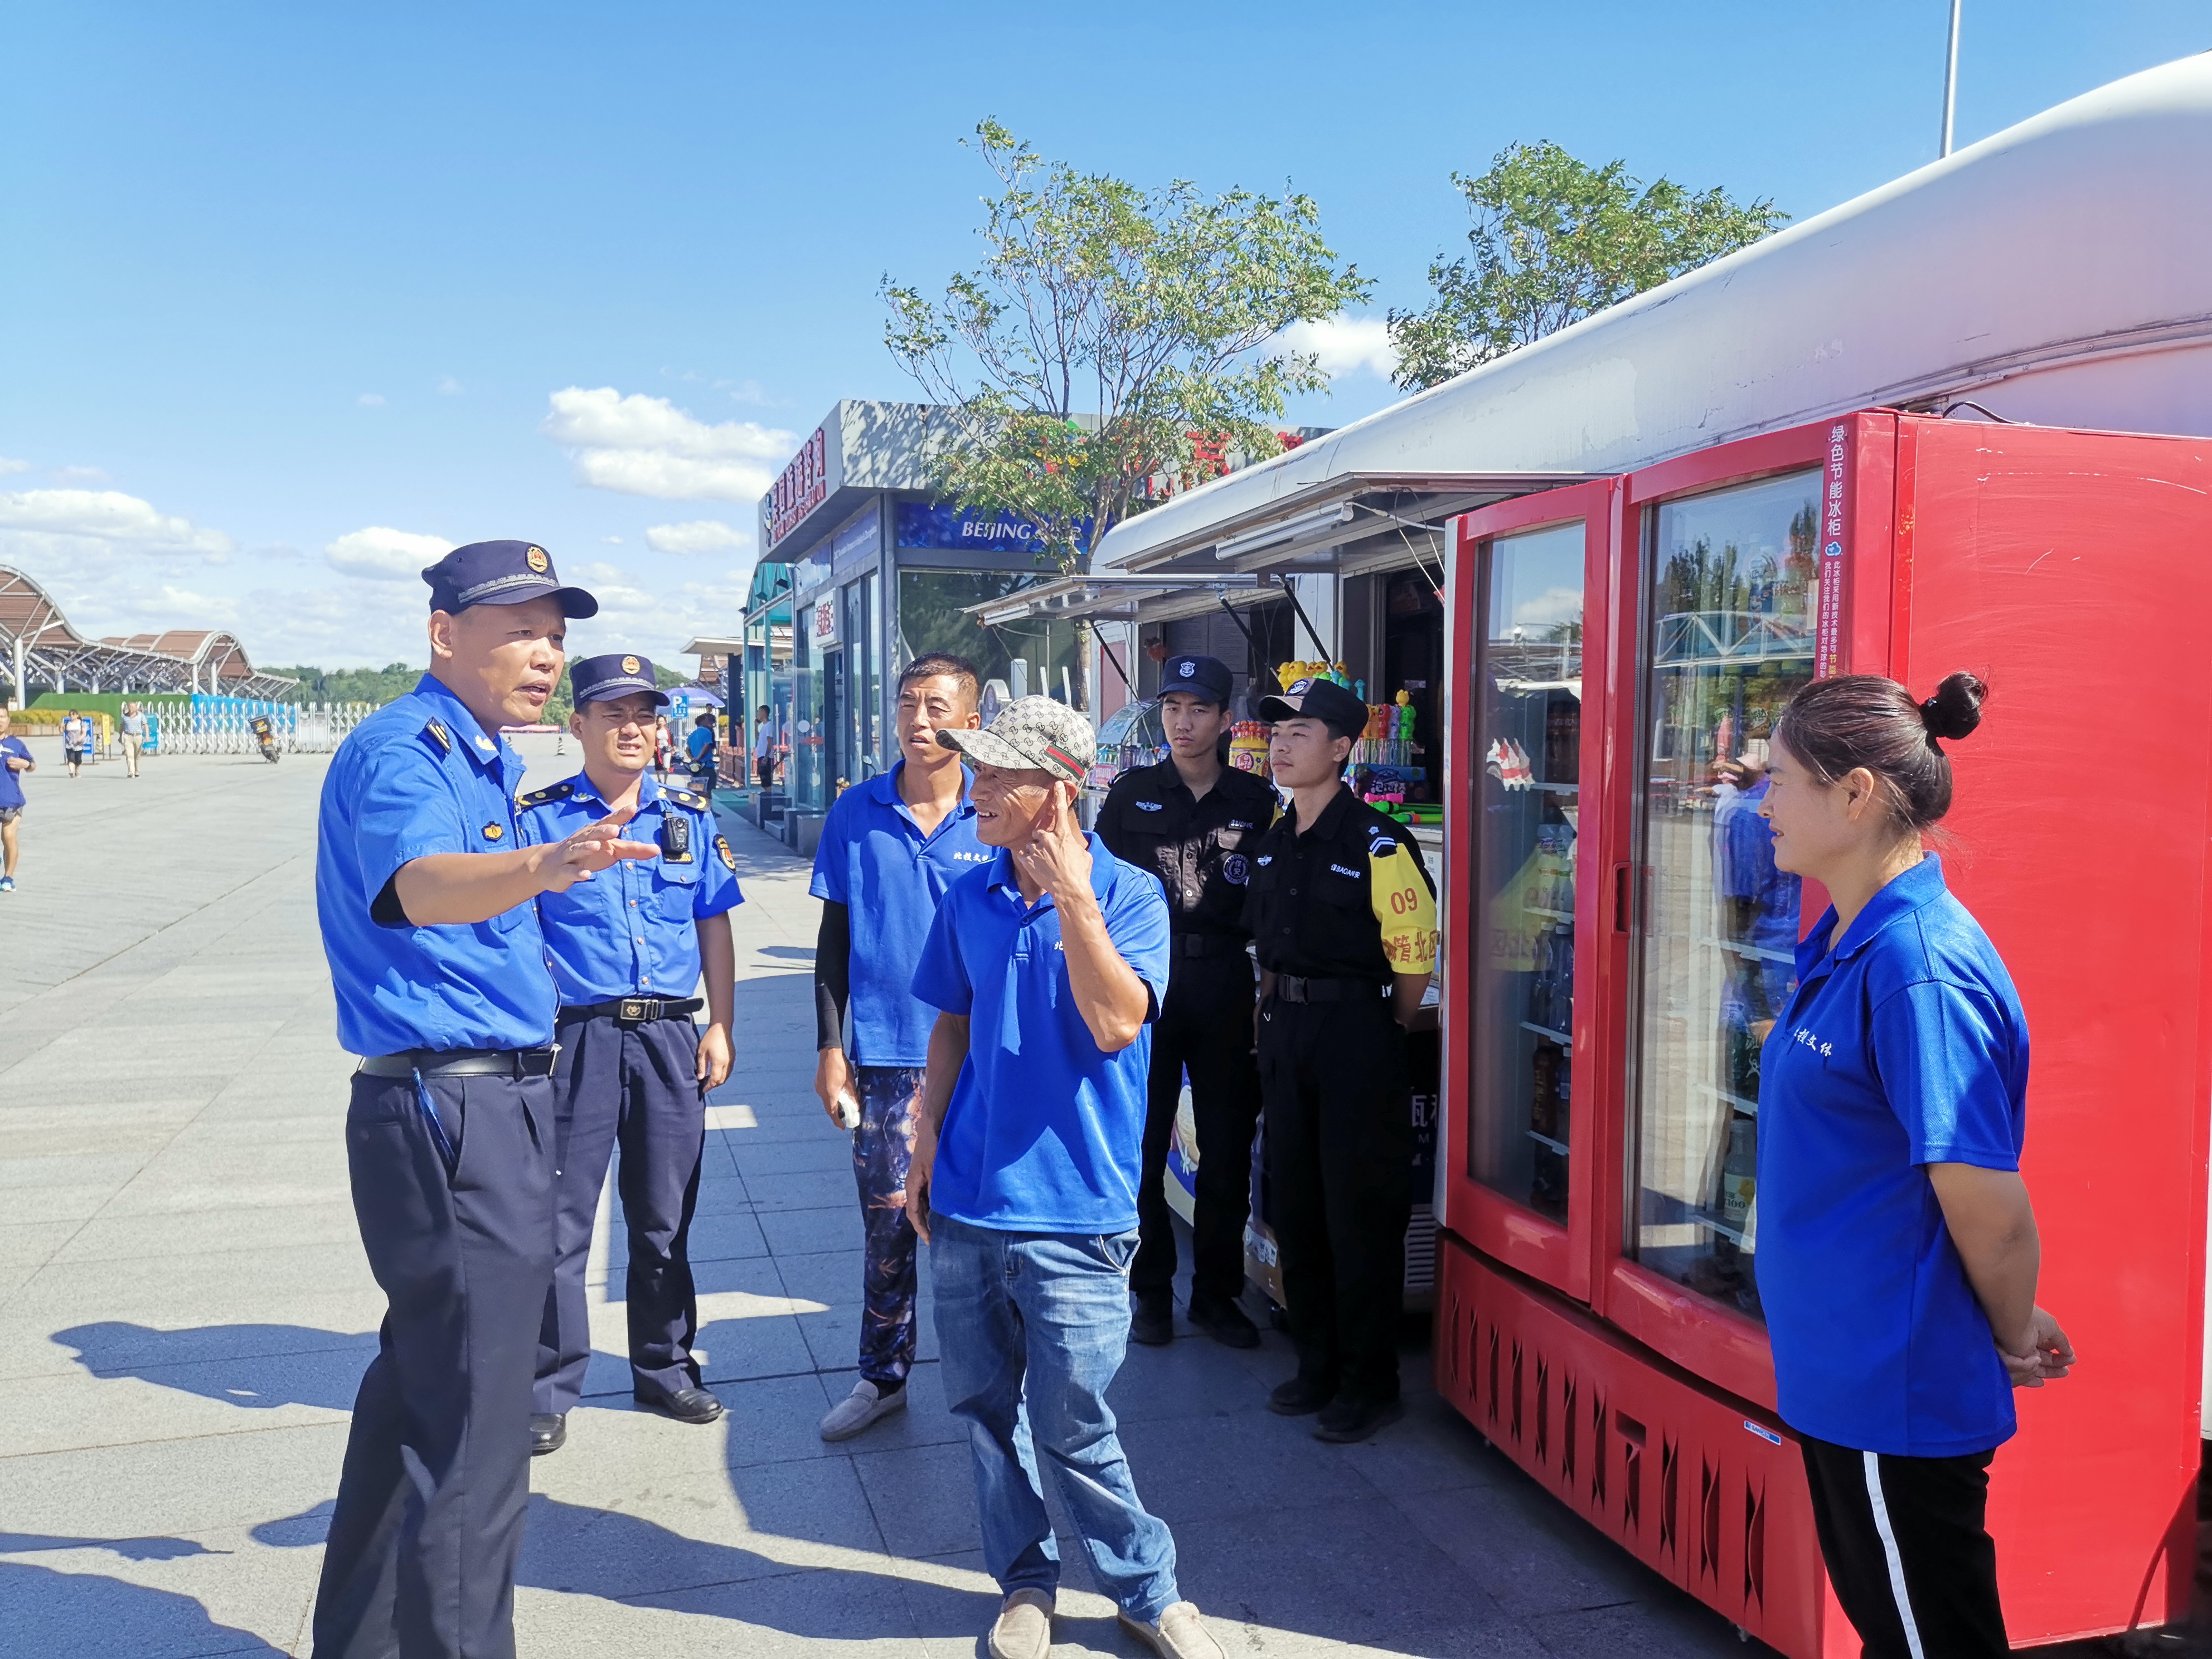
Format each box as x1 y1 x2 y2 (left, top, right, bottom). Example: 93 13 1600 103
895 501 1093 556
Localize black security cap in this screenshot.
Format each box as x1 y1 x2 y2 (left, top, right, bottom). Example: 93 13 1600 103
1256 675 1367 739
1158 653 1233 705
569 652 668 707
423 540 599 619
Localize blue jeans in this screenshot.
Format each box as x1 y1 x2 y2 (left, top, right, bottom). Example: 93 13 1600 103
930 1215 1180 1622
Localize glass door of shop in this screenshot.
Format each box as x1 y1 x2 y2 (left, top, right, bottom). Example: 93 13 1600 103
1443 479 1617 1301
1609 453 1826 1392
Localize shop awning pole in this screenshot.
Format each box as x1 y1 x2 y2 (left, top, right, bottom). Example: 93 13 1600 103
1098 632 1134 696
1274 575 1330 662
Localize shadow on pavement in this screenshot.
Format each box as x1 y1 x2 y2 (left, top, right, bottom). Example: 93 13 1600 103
0 1550 283 1659
51 1321 372 1412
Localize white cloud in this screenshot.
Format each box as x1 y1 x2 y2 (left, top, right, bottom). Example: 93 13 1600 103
357 392 386 407
325 526 454 582
0 458 30 475
543 386 795 503
54 465 112 486
436 375 464 396
601 535 624 545
1278 314 1399 381
0 488 232 554
646 519 749 556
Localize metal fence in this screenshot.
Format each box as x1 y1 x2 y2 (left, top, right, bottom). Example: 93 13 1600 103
144 698 376 756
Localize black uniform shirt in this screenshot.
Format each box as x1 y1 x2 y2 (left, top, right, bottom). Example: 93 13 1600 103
1241 785 1439 982
1098 758 1279 938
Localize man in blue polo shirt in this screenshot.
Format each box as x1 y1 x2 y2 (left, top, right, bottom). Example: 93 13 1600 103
810 651 987 1440
908 697 1224 1659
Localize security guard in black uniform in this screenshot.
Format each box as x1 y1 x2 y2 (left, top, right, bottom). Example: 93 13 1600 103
1098 653 1277 1348
1241 675 1438 1445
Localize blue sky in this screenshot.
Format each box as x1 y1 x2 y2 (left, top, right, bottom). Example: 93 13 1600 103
2 2 2205 669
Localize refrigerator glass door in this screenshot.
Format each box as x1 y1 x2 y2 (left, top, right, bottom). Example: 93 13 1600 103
1628 468 1820 1320
1468 522 1585 1219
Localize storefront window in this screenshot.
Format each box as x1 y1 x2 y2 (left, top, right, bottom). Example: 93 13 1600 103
1628 469 1819 1320
790 600 826 814
848 574 882 779
897 570 1079 705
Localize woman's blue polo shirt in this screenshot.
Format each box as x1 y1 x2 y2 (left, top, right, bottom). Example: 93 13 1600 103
910 835 1171 1235
1757 853 2030 1458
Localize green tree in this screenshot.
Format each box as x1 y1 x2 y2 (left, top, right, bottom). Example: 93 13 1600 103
883 120 1371 590
1388 142 1788 392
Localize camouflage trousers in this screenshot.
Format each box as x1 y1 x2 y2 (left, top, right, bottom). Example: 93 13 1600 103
851 1065 923 1386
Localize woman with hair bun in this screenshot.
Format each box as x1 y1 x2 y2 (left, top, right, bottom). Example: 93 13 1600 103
1756 671 2075 1659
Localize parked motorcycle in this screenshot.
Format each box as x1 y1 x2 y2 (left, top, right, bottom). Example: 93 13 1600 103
250 715 281 764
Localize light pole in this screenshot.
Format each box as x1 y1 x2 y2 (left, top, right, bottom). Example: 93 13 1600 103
1941 0 1962 158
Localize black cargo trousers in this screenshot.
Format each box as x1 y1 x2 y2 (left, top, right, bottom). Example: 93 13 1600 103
1257 985 1412 1406
1132 946 1262 1308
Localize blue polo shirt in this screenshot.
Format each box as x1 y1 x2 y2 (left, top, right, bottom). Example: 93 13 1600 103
517 770 743 1004
315 675 556 1056
0 736 31 810
910 835 1172 1233
810 761 991 1066
1756 854 2030 1457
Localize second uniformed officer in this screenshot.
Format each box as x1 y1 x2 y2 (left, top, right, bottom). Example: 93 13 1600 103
1099 653 1277 1348
520 653 743 1453
1242 675 1438 1445
313 541 655 1659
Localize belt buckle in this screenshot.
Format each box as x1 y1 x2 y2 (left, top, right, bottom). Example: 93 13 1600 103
619 998 650 1022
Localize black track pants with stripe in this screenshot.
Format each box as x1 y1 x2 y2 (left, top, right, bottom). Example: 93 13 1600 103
1800 1434 2008 1659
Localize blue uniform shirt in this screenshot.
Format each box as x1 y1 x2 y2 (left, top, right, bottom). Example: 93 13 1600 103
315 675 556 1056
0 736 31 810
517 770 743 1004
1756 854 2030 1457
809 762 991 1066
910 835 1171 1234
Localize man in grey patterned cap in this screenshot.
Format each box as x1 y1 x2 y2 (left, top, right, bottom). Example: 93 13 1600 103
906 697 1223 1659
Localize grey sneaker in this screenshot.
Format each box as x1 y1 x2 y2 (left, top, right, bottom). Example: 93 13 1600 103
818 1377 907 1442
1119 1602 1223 1659
988 1589 1055 1659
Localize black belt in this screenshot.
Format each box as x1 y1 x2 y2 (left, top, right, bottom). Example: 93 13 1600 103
1272 974 1389 1005
1171 934 1246 959
358 1046 559 1078
560 996 704 1024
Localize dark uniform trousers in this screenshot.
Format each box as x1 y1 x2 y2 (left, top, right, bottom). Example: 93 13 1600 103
535 1009 707 1413
1134 949 1261 1306
314 1069 555 1659
1258 989 1412 1406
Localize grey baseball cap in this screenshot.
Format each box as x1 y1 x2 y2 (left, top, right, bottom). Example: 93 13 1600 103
936 695 1095 783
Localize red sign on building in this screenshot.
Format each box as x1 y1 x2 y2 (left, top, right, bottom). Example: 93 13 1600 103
767 426 829 549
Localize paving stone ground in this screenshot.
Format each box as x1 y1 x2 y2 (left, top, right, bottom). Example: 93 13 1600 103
0 736 1780 1658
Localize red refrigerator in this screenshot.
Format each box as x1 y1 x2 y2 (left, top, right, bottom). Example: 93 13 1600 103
1437 410 2212 1653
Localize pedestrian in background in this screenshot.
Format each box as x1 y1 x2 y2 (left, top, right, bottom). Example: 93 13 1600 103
312 541 651 1659
653 714 672 780
685 711 716 785
908 697 1223 1659
520 653 742 1455
61 709 90 778
1242 675 1438 1445
809 652 986 1441
0 705 33 894
120 702 147 778
1756 672 2074 1659
1098 653 1275 1349
753 704 777 794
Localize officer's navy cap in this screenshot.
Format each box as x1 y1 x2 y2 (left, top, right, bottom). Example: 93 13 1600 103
423 540 599 619
1257 675 1367 738
1158 653 1233 705
570 652 669 708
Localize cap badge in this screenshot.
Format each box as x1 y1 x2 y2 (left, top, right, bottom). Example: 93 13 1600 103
1180 661 1194 677
622 656 641 674
1288 677 1313 694
525 546 549 573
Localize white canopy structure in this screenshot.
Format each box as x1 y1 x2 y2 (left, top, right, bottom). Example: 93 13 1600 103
0 566 295 700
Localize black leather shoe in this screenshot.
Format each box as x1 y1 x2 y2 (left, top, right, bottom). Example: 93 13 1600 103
1187 1294 1260 1350
634 1385 724 1424
1268 1375 1336 1417
1129 1294 1174 1347
1313 1395 1405 1444
529 1413 566 1456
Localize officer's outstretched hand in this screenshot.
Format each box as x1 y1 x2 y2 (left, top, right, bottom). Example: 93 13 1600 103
537 811 658 894
1011 789 1090 903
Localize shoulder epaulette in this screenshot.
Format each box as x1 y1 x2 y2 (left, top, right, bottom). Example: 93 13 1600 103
517 780 576 809
666 787 710 811
422 719 452 754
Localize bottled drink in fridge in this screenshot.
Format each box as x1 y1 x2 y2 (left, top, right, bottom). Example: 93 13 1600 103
1721 1118 1757 1225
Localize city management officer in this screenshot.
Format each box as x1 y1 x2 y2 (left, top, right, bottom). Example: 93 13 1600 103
313 541 655 1659
1098 653 1275 1348
521 652 742 1454
1241 675 1437 1447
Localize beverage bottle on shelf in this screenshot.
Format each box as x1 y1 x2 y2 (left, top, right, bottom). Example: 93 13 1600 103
1530 930 1555 1029
1721 1118 1757 1224
1555 1051 1572 1142
1531 1044 1558 1139
1551 928 1575 1032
